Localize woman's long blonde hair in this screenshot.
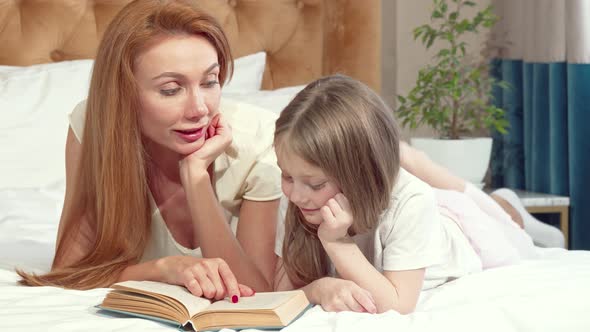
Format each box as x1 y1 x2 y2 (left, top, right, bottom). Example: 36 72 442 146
274 75 401 287
18 0 233 289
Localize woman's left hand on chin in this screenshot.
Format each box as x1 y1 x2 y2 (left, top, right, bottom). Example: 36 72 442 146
179 113 232 181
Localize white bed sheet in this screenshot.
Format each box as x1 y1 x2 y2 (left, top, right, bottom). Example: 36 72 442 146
1 186 590 332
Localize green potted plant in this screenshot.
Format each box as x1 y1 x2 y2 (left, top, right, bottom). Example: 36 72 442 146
397 0 509 187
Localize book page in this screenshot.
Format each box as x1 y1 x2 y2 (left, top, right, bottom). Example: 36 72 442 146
203 291 299 312
113 281 211 316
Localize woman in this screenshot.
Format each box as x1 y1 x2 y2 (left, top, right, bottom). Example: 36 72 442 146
18 0 281 302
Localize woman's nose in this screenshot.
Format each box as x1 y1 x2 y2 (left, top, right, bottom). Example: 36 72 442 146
186 88 208 119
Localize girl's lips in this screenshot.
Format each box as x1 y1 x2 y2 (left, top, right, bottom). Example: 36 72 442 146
299 207 320 213
174 128 204 143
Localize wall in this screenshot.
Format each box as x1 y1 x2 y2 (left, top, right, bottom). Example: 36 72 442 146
382 0 492 139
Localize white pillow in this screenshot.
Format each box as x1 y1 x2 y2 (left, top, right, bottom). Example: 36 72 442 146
223 51 266 92
0 60 94 189
0 52 268 189
222 85 306 114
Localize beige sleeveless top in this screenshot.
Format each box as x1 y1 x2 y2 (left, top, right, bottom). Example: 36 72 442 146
69 99 282 262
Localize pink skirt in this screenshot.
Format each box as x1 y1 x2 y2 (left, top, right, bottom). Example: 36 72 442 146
434 189 538 269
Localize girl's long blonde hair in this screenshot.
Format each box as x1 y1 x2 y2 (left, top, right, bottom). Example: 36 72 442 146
18 0 233 289
274 75 401 287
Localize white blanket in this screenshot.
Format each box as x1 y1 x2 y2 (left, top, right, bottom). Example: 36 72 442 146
1 185 590 332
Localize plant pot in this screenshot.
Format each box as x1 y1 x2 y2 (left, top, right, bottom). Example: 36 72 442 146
410 137 493 187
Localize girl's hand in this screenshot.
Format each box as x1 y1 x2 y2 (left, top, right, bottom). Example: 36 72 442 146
312 277 377 313
318 193 354 242
180 114 232 175
155 256 254 301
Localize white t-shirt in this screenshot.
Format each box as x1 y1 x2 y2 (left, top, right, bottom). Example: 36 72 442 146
275 168 482 290
69 98 283 262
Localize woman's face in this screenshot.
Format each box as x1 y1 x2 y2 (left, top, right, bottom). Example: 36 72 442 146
134 35 221 156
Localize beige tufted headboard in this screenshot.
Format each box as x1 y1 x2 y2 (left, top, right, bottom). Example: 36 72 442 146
0 0 381 91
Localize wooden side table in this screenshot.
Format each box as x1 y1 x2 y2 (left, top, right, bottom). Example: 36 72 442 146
511 189 570 248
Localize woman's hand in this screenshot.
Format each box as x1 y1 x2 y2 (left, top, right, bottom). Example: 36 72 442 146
318 193 354 243
155 256 254 301
179 113 232 180
308 277 377 313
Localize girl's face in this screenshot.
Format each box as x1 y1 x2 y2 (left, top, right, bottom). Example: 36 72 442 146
277 149 341 225
134 35 221 156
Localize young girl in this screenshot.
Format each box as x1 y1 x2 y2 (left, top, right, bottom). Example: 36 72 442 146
272 74 537 314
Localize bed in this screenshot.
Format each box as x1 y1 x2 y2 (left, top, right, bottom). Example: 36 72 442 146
1 1 589 331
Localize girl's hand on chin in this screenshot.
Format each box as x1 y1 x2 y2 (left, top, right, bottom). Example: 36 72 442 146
318 193 354 243
179 114 232 181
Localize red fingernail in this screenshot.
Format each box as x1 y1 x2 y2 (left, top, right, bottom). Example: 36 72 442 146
232 295 238 303
252 289 256 295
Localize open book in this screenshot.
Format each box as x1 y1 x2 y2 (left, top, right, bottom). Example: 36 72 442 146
98 281 311 331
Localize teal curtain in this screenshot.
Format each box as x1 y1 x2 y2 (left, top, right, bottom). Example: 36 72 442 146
567 64 590 249
491 0 590 249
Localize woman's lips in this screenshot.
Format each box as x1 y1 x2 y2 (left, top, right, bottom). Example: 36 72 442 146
174 128 204 143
